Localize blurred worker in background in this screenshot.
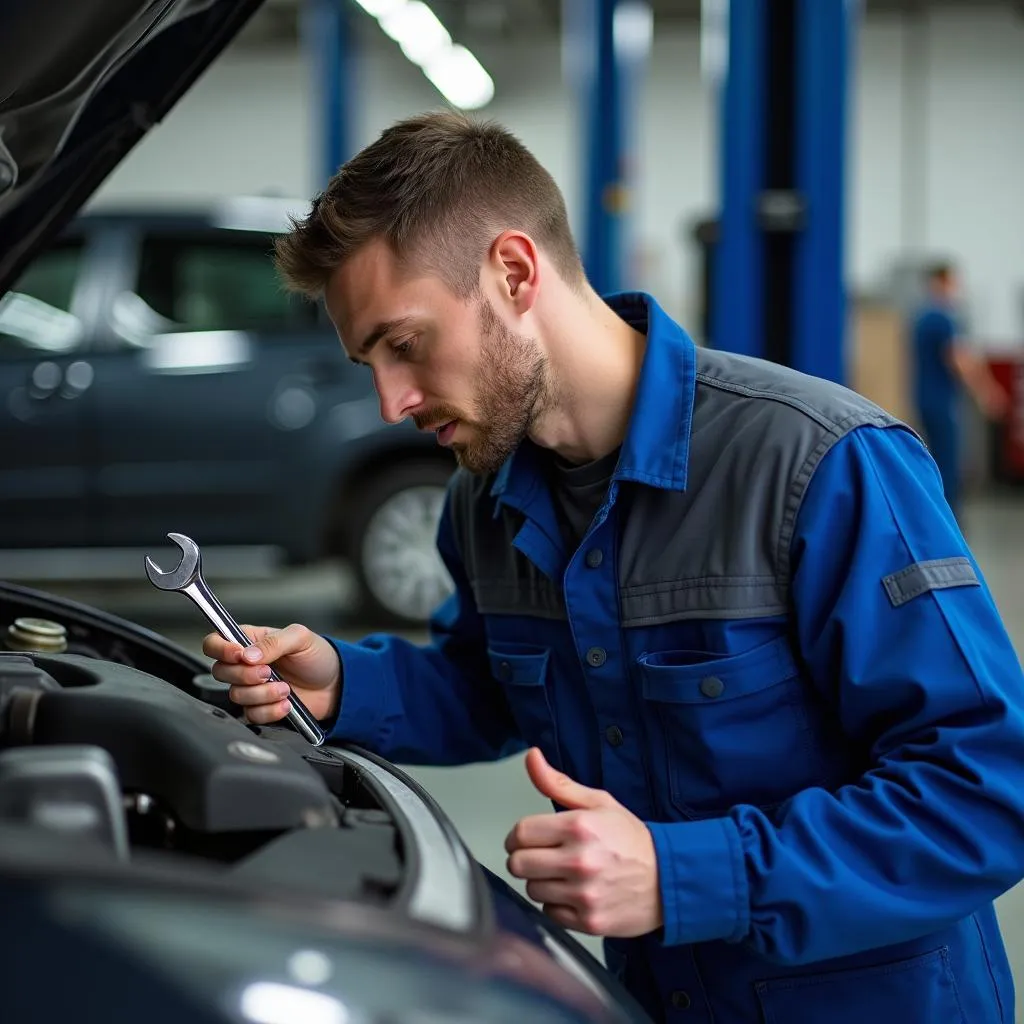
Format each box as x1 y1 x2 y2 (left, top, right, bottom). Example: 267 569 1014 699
910 261 1008 522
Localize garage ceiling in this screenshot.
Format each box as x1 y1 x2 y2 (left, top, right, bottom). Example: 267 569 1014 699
245 0 1020 47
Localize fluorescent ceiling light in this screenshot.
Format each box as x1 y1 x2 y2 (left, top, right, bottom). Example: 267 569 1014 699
424 44 495 110
354 0 495 110
380 1 451 64
352 0 405 16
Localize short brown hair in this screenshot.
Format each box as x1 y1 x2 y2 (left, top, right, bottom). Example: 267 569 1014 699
274 110 584 300
926 261 955 287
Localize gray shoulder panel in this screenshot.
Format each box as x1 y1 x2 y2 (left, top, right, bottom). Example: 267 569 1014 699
693 347 914 585
617 349 915 627
693 347 903 435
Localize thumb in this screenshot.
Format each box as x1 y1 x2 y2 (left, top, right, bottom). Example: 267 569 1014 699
524 747 616 810
240 625 280 662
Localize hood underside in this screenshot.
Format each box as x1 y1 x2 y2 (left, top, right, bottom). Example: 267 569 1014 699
0 0 265 295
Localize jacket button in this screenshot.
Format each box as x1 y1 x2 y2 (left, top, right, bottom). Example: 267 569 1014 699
586 647 607 667
497 661 512 681
700 676 725 699
585 548 604 568
671 990 691 1009
605 725 624 747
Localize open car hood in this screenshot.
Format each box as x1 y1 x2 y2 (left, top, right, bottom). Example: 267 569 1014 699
0 0 266 296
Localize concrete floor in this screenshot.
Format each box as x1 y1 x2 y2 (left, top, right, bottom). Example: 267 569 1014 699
19 490 1024 1006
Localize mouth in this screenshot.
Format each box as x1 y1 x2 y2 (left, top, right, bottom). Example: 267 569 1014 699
435 421 458 446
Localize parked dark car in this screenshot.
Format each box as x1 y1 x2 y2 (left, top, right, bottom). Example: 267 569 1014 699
0 2 652 1022
0 199 456 626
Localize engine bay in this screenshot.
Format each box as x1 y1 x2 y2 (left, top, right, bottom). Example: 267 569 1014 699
0 583 409 911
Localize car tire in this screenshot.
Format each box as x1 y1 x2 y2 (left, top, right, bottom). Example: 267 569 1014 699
347 460 456 628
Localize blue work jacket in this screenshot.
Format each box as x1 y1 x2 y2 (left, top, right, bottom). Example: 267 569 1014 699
328 292 1024 1023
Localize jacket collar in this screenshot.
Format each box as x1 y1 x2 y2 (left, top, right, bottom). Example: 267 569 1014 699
490 291 696 512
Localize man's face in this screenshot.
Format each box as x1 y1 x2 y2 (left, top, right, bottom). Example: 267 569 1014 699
325 239 548 475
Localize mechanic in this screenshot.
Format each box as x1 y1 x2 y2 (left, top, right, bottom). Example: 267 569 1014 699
909 260 1008 524
205 112 1024 1023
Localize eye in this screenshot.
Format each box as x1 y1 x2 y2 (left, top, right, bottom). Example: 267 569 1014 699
392 336 416 358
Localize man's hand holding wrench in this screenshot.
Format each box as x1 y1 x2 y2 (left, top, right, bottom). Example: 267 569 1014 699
203 623 342 730
145 533 341 743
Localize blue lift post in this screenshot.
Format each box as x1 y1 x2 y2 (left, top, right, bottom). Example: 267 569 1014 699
303 0 354 189
792 0 857 385
565 0 631 296
712 0 767 360
712 0 858 383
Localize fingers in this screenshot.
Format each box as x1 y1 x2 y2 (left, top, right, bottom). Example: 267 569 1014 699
245 623 315 665
542 904 590 934
227 679 293 708
203 623 308 680
241 698 293 725
210 661 272 689
202 624 272 664
504 811 577 854
506 846 567 881
525 880 575 906
524 747 616 811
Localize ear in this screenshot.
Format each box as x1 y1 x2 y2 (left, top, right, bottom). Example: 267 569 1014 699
488 230 540 315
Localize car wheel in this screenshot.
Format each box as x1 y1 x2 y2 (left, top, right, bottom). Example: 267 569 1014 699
349 461 456 627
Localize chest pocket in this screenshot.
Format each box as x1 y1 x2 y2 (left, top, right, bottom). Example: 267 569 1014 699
637 635 826 819
487 643 562 770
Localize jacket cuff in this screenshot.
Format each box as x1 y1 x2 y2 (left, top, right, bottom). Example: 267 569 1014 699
324 638 390 747
647 816 749 947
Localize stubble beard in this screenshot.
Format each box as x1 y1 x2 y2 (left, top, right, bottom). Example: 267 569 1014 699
453 300 549 476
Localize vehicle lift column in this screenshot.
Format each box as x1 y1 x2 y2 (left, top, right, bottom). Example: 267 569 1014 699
303 0 355 186
712 0 858 383
565 0 650 295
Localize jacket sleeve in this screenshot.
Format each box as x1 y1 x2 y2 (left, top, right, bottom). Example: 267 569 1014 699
324 487 524 766
647 424 1024 962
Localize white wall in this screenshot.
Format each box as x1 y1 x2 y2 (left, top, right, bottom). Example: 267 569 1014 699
93 5 1024 343
923 7 1024 346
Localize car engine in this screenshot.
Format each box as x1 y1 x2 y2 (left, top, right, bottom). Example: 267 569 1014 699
0 582 408 908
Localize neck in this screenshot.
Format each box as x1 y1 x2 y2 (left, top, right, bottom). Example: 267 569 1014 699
528 286 646 464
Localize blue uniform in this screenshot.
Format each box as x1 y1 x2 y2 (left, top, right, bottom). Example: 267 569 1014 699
911 302 962 513
327 293 1024 1022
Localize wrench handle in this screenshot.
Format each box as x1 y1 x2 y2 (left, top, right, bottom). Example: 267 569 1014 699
183 582 326 747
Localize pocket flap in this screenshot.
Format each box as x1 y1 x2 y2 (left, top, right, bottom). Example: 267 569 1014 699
755 947 962 1024
638 635 798 703
487 644 551 687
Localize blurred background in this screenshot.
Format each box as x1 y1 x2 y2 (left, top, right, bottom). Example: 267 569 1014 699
1 0 1024 991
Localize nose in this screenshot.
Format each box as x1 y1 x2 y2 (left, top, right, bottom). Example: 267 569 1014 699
373 367 424 426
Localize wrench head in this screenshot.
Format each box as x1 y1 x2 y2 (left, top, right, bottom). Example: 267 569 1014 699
144 532 201 591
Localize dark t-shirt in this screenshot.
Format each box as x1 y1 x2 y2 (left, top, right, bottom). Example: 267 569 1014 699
545 446 621 552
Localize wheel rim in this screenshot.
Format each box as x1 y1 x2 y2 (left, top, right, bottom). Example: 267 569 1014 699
360 484 454 623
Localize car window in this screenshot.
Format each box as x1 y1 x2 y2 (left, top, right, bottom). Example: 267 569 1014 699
0 241 86 358
132 232 318 336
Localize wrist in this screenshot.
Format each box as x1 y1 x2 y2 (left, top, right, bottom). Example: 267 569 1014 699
319 637 344 724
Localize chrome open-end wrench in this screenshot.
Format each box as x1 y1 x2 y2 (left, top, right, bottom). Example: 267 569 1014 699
144 532 326 747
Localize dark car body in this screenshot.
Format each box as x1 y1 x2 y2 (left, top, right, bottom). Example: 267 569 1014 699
0 580 649 1024
0 202 456 624
0 3 651 1022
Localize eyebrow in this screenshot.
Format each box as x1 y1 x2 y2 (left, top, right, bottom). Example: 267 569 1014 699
349 316 418 365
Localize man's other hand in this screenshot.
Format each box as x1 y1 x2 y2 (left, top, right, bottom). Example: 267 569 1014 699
505 748 663 938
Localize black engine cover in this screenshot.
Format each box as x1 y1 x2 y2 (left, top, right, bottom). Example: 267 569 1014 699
1 653 337 834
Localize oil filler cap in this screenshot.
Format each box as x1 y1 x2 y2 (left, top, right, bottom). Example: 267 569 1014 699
5 618 68 654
